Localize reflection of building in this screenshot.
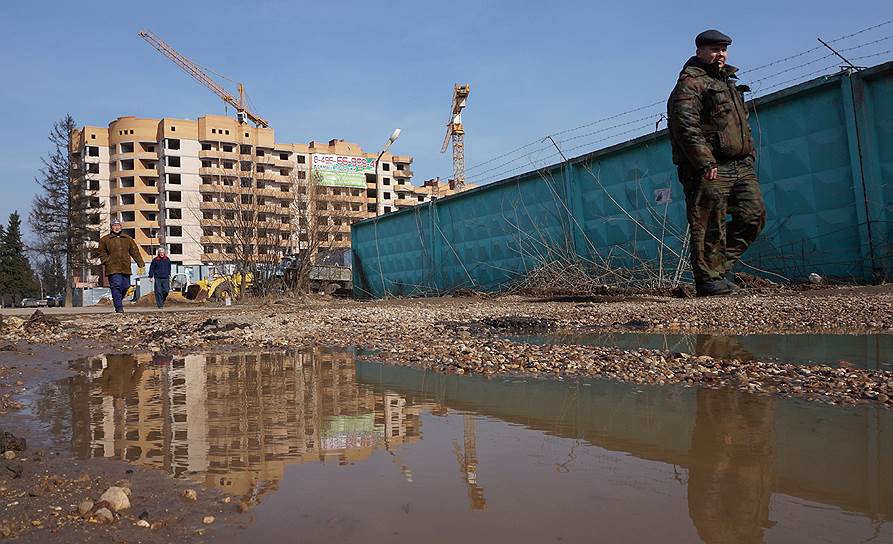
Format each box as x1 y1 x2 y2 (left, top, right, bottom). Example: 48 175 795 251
60 349 424 499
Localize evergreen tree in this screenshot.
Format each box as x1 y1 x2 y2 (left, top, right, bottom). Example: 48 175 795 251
0 211 38 305
30 114 100 306
35 253 66 297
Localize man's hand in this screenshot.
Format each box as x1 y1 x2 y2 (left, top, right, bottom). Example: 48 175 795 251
703 166 718 181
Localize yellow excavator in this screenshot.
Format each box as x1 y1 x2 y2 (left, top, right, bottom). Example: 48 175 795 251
126 271 252 302
173 271 252 301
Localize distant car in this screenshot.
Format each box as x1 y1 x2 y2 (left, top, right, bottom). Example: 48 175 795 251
46 295 64 307
20 297 48 308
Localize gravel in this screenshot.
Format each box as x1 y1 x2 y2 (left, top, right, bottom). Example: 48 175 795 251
3 288 893 408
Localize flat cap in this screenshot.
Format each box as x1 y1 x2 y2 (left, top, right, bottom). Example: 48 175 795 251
696 29 732 47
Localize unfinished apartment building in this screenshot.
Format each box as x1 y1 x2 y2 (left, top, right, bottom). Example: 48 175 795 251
71 115 463 277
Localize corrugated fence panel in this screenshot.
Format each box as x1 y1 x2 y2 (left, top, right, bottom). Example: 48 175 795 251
352 63 893 297
571 136 688 278
352 204 434 297
433 165 571 291
747 78 865 280
856 64 893 278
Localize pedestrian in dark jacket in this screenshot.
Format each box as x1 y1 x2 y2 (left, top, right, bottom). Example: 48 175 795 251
98 219 144 313
667 29 766 297
148 248 172 309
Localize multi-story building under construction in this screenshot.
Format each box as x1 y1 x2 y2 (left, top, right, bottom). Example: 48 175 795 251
71 114 465 277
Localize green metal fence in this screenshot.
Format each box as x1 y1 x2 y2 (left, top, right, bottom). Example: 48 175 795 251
352 62 893 298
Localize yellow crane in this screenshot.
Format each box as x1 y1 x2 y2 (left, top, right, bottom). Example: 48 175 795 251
137 29 269 128
440 83 470 187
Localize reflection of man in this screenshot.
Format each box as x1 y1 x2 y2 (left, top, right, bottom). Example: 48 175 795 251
98 354 145 399
688 388 775 543
695 334 754 362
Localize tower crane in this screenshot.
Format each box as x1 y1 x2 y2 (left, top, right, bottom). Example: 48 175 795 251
137 29 269 128
440 84 470 187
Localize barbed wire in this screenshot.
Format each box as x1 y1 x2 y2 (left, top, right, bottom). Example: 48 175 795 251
440 20 893 185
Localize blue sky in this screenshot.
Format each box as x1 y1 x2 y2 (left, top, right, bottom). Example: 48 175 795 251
2 0 891 235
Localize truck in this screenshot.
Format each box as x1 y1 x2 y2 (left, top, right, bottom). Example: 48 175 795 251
276 254 352 295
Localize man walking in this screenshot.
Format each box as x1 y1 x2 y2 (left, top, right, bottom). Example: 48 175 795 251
667 29 766 296
148 248 172 309
98 218 144 313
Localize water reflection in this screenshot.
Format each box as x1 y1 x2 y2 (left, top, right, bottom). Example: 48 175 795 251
36 350 426 499
689 389 775 544
33 348 891 543
513 331 893 370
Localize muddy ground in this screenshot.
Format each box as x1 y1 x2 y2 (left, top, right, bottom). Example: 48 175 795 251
2 285 893 540
0 342 252 543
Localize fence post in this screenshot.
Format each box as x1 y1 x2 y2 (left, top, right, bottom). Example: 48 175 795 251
841 72 881 281
849 69 890 280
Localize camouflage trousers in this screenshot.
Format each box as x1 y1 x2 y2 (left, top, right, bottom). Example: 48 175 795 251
678 158 766 285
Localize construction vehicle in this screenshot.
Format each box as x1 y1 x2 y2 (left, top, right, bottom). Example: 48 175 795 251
172 271 253 301
124 270 251 303
441 84 471 187
275 254 352 295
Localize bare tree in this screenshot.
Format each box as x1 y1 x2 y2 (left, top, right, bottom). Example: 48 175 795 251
199 147 291 298
30 115 102 307
283 168 364 293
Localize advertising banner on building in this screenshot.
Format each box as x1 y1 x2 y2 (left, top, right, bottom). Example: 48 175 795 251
311 154 375 188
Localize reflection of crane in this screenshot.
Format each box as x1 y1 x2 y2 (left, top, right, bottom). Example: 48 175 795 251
440 84 470 187
453 413 486 509
137 29 269 128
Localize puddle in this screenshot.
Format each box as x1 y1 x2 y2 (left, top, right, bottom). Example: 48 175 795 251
33 349 892 543
510 332 893 370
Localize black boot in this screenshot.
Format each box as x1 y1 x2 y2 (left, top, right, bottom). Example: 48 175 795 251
724 273 740 293
695 279 732 297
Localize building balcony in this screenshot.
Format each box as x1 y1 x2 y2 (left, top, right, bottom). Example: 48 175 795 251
199 149 239 161
199 166 238 176
393 169 413 178
199 183 240 194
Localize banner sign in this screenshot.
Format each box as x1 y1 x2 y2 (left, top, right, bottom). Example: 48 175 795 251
311 154 375 188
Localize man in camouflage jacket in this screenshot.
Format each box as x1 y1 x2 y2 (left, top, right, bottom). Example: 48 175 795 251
667 29 766 296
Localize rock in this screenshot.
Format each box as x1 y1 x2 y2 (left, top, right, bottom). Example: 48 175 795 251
202 515 215 525
879 393 890 403
24 310 61 331
115 480 132 496
136 519 151 528
93 507 114 524
78 499 94 516
99 486 130 512
182 488 197 501
3 451 15 460
0 525 10 537
808 273 823 284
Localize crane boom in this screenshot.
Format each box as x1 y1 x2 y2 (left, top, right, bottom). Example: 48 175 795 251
138 29 269 128
441 83 470 187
